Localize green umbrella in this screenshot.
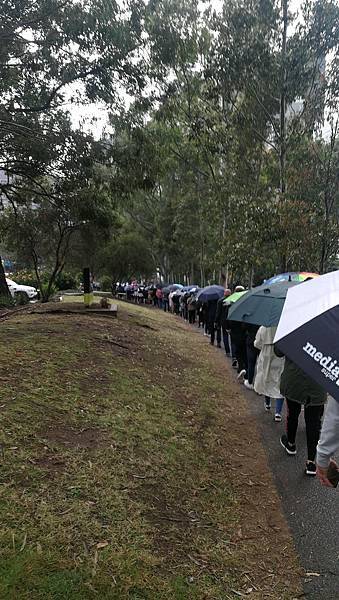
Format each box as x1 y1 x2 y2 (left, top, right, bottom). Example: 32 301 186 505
227 281 300 326
223 290 247 305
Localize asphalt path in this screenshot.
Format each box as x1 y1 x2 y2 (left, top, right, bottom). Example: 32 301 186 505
193 324 339 599
220 344 339 599
130 305 338 596
243 383 339 599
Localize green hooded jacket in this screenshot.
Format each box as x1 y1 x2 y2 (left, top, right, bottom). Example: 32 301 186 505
274 348 327 406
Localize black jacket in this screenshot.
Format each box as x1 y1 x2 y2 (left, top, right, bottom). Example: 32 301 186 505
207 299 218 323
226 319 247 345
215 296 224 327
245 324 260 347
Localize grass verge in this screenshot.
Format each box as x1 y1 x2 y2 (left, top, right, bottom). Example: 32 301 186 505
0 302 302 599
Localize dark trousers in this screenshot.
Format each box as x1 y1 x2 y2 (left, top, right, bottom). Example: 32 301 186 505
286 399 324 462
188 310 196 324
246 344 258 384
208 322 215 344
223 330 230 354
234 341 248 373
216 327 230 353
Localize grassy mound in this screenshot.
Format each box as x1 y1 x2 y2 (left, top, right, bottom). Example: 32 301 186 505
0 302 301 599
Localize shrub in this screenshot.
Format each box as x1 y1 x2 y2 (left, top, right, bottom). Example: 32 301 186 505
39 283 58 302
14 291 30 305
12 270 41 288
0 295 15 308
100 275 112 292
12 270 80 292
54 272 80 291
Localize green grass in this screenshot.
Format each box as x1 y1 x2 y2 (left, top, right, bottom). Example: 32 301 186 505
0 304 301 599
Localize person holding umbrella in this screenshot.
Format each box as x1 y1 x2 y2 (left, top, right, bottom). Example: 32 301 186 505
206 298 218 345
316 396 339 487
275 347 326 475
156 286 163 309
227 281 299 376
187 292 197 325
244 323 260 390
254 326 284 420
196 285 225 343
274 271 339 476
215 289 232 351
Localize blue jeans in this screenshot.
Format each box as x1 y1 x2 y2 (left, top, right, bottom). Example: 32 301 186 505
265 396 284 414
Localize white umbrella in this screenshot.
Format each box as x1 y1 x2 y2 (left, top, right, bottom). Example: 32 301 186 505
274 271 339 401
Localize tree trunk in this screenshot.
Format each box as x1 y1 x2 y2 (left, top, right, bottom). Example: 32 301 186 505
279 0 288 272
249 264 254 288
0 257 11 297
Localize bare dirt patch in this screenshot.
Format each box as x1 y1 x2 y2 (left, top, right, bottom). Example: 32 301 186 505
42 425 108 450
33 454 66 474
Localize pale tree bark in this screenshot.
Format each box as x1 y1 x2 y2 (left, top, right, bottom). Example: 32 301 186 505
0 257 10 297
279 0 288 272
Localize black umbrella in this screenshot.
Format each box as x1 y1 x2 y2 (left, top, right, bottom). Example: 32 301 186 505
274 271 339 401
227 281 300 327
197 285 225 302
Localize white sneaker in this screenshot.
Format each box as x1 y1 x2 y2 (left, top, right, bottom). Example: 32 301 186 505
237 369 246 381
274 413 282 422
244 380 254 390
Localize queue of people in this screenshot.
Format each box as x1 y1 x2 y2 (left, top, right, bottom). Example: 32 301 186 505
113 282 165 306
163 284 337 486
115 279 338 488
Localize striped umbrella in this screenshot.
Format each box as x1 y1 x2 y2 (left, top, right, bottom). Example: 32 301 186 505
265 272 319 285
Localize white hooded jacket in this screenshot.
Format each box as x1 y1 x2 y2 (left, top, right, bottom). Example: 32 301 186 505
254 326 284 399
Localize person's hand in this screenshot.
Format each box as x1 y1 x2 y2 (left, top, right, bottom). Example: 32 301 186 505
316 463 335 487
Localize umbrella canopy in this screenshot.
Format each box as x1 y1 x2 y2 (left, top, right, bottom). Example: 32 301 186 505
265 272 319 285
274 271 339 401
181 285 200 292
172 288 184 296
223 290 247 305
227 281 299 326
197 285 225 302
162 284 183 294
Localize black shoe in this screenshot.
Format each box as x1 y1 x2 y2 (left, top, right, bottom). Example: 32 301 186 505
217 342 221 348
280 434 296 455
232 360 238 369
305 461 316 476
